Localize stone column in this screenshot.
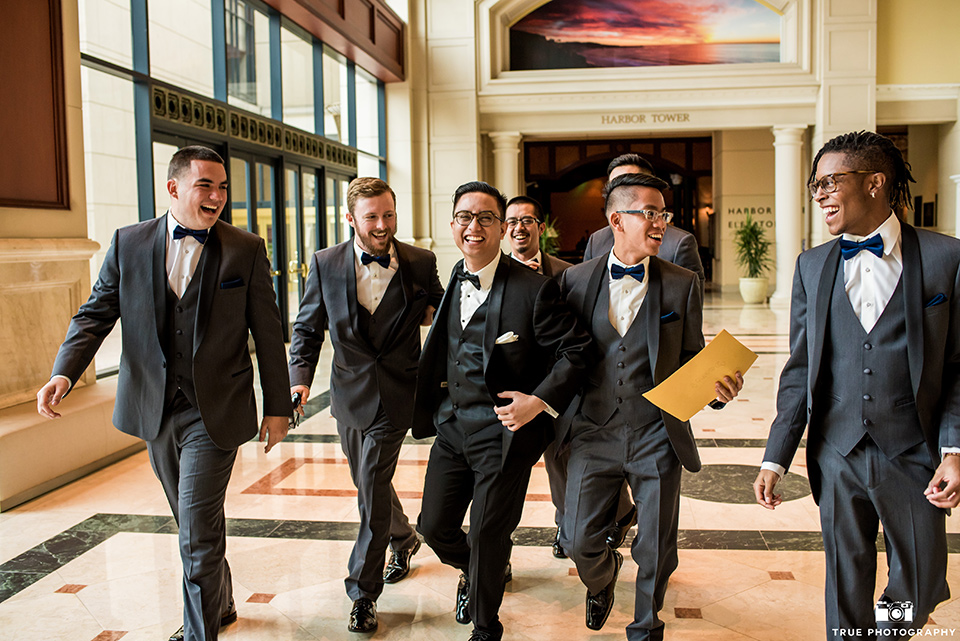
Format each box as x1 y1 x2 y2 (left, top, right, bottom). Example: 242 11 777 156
489 131 523 198
770 126 806 308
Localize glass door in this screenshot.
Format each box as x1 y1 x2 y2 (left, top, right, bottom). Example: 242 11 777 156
324 172 354 248
282 164 326 333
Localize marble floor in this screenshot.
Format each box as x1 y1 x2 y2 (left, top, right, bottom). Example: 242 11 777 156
3 292 959 641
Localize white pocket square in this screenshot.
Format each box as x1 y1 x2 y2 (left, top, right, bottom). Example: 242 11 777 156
495 331 519 344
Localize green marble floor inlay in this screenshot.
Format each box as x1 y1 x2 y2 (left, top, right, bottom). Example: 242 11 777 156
681 464 812 504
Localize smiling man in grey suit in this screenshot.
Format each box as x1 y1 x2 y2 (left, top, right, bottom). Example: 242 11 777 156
37 146 292 641
754 131 960 639
560 172 741 640
414 181 594 641
288 177 443 633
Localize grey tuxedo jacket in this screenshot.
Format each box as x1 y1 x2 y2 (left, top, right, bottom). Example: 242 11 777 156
583 224 705 296
412 253 595 467
541 253 572 279
52 215 291 449
560 254 705 471
288 239 444 431
764 223 960 492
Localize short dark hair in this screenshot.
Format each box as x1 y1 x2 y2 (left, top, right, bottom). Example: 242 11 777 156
603 172 670 215
505 195 543 221
452 181 507 217
167 145 224 181
347 177 396 213
607 153 655 178
810 131 916 211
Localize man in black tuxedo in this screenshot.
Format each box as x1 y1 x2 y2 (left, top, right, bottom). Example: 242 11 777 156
560 173 741 640
754 131 960 639
414 181 594 641
288 177 444 633
37 146 291 641
504 195 572 558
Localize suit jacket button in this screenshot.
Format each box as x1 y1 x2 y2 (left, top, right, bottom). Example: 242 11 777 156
176 306 183 313
176 352 183 359
617 362 624 368
616 397 623 404
617 380 623 385
176 329 183 335
863 343 872 350
863 418 871 426
863 368 872 375
459 338 465 344
176 375 183 382
453 403 459 409
162 362 166 368
863 394 871 401
456 360 461 366
619 346 626 352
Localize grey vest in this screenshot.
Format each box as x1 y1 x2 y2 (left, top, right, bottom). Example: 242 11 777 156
436 281 497 433
163 269 202 409
356 272 403 352
818 267 924 458
580 281 661 428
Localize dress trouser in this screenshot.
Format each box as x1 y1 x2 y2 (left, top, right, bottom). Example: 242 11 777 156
419 420 534 636
813 435 949 640
338 404 419 601
146 391 237 641
563 417 681 641
543 442 633 534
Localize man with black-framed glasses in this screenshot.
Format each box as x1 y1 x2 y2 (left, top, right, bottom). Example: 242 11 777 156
559 172 741 640
413 181 595 641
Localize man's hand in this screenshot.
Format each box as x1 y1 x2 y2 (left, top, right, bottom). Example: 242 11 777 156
925 455 960 509
291 385 310 417
753 469 783 510
259 416 289 453
421 304 437 327
715 372 744 404
495 392 547 432
37 378 71 419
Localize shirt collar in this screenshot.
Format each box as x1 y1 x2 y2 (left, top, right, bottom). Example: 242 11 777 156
842 211 900 258
353 239 396 266
607 250 650 279
167 211 212 241
510 250 542 267
465 253 501 291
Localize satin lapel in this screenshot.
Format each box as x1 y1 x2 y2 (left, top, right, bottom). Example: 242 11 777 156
193 222 222 352
382 241 414 351
483 254 510 374
811 241 841 389
342 242 363 341
645 258 663 381
901 224 924 398
153 215 168 347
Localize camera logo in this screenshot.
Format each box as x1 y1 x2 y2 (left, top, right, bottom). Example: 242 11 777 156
875 600 914 623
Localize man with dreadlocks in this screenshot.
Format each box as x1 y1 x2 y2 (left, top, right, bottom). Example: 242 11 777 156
753 131 960 639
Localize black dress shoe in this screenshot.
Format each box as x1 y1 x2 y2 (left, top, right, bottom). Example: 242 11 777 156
455 573 471 624
585 549 623 630
552 527 567 559
605 505 638 549
383 538 421 584
168 602 238 640
504 561 512 584
348 598 378 633
468 627 502 640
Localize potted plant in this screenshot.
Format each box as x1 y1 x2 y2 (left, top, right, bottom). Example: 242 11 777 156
539 213 561 256
733 213 772 304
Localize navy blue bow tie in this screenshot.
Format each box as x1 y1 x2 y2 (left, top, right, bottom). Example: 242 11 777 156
173 225 209 244
611 263 645 282
456 264 481 290
839 235 883 260
361 252 390 268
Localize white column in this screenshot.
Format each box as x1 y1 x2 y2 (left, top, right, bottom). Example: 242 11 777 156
951 175 960 239
770 126 806 308
489 132 523 198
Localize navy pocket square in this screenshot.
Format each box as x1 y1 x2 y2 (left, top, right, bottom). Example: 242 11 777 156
924 293 947 308
660 311 680 323
220 277 244 290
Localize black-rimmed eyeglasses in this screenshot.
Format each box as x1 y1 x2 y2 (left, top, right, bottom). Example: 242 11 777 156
453 211 503 227
808 171 878 198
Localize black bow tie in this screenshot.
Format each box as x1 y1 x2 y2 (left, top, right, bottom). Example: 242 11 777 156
839 235 883 260
456 264 481 290
173 225 209 244
361 252 390 268
611 263 645 282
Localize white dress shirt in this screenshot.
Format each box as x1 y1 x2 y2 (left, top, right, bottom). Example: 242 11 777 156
842 212 903 333
608 251 651 336
458 255 499 329
511 250 543 274
354 242 398 314
167 212 207 298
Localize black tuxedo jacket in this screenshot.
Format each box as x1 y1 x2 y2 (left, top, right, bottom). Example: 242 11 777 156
413 253 595 467
52 215 291 449
288 239 444 430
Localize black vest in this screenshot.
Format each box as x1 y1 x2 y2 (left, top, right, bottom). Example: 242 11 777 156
817 267 924 458
356 271 404 352
436 281 497 433
163 267 202 409
580 281 661 428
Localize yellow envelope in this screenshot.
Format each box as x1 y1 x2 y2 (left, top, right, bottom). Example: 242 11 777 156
642 329 757 422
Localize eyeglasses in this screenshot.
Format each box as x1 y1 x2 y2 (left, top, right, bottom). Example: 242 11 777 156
807 171 878 198
615 210 674 223
453 210 503 227
505 216 541 228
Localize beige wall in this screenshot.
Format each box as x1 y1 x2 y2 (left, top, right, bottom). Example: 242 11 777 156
877 0 960 85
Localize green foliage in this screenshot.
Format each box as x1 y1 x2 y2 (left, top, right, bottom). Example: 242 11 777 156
539 214 561 256
733 213 772 278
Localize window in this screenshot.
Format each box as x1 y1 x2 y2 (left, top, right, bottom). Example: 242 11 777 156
78 0 133 68
149 0 215 96
322 47 349 143
281 25 316 132
356 66 380 156
227 0 272 116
